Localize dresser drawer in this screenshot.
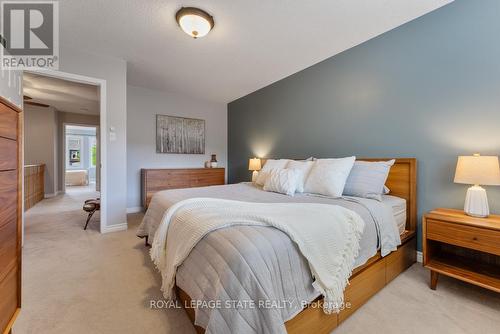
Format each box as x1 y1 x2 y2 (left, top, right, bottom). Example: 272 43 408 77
0 138 17 171
0 170 18 229
338 258 385 322
189 169 225 187
147 170 192 189
386 237 416 283
0 221 17 282
0 266 18 333
0 103 18 140
427 219 500 256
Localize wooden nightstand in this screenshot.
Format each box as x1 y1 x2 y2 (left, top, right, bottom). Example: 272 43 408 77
423 208 500 292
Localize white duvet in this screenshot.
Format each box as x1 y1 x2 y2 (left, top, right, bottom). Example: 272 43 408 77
150 197 365 314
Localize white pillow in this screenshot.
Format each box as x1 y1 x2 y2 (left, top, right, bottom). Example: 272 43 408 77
263 169 299 196
262 159 291 171
343 160 395 201
286 160 314 193
255 171 269 186
255 159 290 186
304 156 356 197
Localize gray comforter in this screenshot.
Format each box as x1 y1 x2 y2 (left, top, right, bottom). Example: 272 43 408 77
137 183 399 334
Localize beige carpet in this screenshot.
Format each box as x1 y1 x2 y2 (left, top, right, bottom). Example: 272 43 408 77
14 191 500 334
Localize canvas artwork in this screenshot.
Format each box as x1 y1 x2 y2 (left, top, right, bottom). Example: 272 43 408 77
156 115 205 154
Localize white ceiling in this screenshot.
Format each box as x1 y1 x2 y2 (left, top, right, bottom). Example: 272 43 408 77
23 72 99 115
59 0 453 103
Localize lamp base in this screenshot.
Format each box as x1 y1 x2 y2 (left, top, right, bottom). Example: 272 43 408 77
251 170 259 183
464 185 489 218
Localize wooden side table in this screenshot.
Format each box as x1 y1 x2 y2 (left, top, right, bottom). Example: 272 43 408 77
422 208 500 292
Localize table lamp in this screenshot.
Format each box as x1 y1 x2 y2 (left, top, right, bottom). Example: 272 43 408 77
454 154 500 217
248 158 262 182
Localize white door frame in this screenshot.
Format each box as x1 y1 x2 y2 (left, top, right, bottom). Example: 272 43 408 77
24 69 107 233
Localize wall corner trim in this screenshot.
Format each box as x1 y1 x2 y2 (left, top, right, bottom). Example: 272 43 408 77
102 223 128 234
416 251 423 263
126 206 144 214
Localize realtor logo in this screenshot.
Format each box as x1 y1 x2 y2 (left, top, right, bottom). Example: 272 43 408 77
1 1 59 69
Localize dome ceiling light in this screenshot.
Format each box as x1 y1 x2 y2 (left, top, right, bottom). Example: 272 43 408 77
175 7 214 39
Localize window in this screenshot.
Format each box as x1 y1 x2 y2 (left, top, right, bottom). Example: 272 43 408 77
89 136 97 167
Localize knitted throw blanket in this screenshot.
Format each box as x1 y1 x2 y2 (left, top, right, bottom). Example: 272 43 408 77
150 198 365 314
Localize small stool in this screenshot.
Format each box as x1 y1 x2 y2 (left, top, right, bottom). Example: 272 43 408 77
83 198 100 230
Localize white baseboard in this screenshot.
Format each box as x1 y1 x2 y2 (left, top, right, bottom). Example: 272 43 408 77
102 223 128 233
127 206 144 214
44 191 63 198
417 251 423 263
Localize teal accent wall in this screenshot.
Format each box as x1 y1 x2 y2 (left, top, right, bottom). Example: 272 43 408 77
228 0 500 250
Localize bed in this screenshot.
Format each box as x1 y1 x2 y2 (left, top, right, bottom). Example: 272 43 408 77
137 158 417 334
65 169 89 186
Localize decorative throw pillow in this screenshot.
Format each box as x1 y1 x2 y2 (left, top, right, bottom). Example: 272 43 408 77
343 160 395 201
286 160 314 193
304 156 356 197
255 171 268 186
263 169 299 196
255 159 290 186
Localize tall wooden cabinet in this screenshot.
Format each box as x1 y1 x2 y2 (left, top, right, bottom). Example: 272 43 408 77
0 97 22 334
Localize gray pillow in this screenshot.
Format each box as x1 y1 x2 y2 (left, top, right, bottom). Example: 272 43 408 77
343 160 395 201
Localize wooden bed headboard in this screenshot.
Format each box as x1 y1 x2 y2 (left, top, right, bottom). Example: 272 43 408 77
260 157 417 233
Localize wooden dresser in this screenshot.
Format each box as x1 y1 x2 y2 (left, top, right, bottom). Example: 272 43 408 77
0 97 22 334
141 168 225 208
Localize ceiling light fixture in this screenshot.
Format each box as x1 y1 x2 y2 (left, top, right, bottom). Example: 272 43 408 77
175 7 214 39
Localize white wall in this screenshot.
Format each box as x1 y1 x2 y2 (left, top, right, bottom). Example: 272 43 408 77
59 47 127 230
24 105 58 195
127 85 227 209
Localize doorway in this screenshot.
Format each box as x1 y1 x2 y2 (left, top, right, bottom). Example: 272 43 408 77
63 124 100 194
22 70 107 232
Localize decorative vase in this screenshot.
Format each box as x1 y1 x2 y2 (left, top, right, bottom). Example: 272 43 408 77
210 154 218 168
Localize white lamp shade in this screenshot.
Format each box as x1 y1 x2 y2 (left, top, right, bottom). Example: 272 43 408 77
248 158 262 171
454 155 500 186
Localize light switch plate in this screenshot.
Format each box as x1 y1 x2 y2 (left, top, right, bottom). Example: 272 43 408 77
109 126 117 141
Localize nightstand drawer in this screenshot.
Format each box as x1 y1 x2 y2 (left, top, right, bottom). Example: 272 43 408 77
427 219 500 256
